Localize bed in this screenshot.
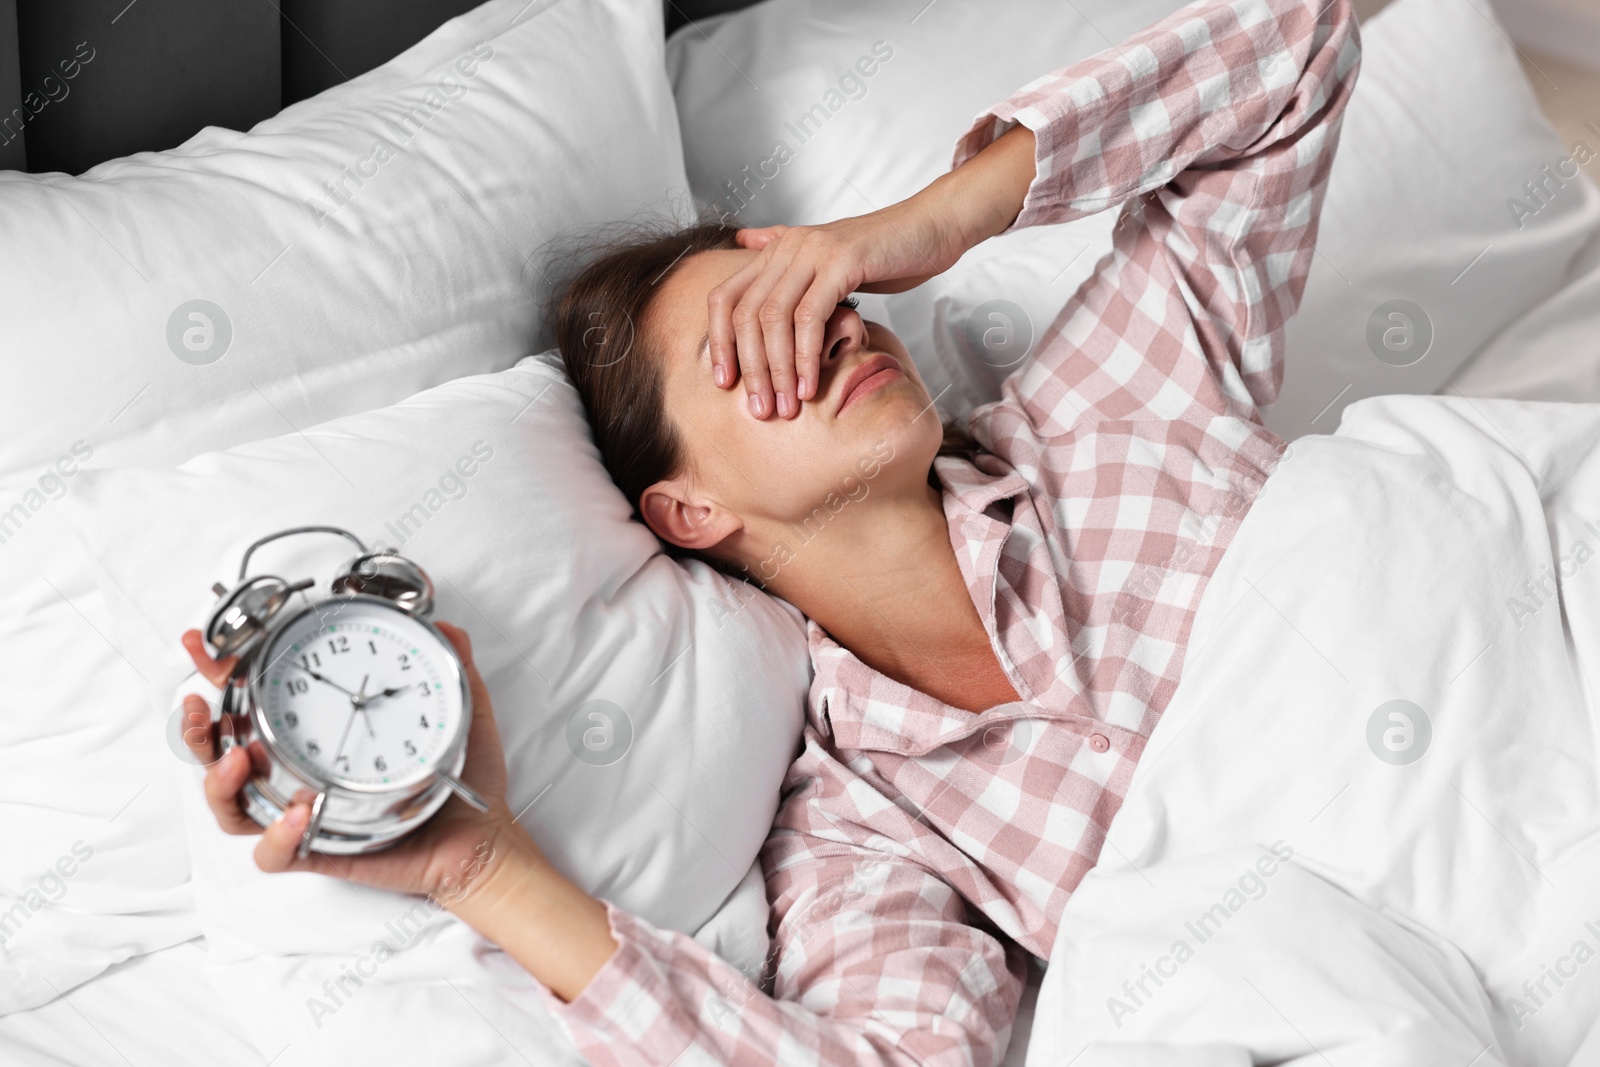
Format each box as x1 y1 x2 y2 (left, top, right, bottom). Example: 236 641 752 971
2 0 1599 1064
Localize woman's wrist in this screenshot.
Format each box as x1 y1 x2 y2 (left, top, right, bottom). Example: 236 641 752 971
444 819 620 1003
441 816 540 919
924 122 1037 257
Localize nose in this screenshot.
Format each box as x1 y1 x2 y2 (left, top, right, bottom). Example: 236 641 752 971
820 305 867 371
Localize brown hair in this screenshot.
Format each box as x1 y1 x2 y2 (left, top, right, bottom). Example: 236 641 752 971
553 220 981 568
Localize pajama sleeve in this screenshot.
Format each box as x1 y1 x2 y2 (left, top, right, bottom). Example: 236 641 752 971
529 812 1027 1067
952 0 1362 434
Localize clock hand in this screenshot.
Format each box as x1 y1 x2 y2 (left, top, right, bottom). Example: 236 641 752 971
354 675 376 739
331 704 360 770
296 665 360 700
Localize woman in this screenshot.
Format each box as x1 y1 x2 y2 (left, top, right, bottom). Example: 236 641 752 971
179 0 1360 1061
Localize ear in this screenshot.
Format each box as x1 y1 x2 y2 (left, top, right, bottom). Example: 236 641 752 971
638 478 743 554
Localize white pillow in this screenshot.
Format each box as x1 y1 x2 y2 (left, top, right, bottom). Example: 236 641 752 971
0 0 690 481
666 0 1600 437
58 355 810 956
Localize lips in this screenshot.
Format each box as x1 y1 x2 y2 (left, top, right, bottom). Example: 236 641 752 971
835 353 903 415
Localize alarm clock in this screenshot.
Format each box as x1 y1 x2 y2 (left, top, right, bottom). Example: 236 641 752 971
203 525 487 857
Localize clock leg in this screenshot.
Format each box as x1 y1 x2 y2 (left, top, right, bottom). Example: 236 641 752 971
439 771 490 814
298 790 328 859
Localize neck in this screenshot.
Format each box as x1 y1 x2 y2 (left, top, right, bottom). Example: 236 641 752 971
751 474 988 699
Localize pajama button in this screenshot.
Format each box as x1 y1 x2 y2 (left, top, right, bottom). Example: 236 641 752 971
1088 733 1110 752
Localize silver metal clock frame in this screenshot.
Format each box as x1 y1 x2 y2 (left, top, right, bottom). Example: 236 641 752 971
207 527 489 857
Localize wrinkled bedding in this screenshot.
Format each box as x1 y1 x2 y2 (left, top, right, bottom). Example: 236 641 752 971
1029 396 1600 1066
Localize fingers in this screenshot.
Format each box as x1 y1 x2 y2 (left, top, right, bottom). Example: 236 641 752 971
793 277 846 400
182 663 263 835
436 621 484 701
435 622 495 723
254 797 356 876
757 262 816 416
736 225 788 250
203 745 265 835
713 234 809 420
254 800 314 873
733 250 794 420
435 619 473 666
181 694 218 765
181 629 238 689
432 627 499 751
727 258 779 419
707 257 762 398
711 226 858 417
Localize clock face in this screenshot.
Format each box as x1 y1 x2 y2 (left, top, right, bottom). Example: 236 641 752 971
255 600 466 790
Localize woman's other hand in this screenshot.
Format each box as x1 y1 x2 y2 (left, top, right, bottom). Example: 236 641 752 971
177 621 531 909
179 623 620 1001
709 122 1036 419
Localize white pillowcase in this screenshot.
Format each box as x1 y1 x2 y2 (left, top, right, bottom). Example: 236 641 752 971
59 356 810 960
0 0 689 481
666 0 1600 437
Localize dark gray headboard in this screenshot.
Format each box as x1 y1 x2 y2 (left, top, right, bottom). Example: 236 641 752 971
0 0 761 175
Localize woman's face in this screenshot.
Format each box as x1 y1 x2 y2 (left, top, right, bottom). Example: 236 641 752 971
642 248 943 552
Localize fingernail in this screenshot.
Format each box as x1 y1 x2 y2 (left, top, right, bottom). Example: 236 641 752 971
776 392 793 418
797 376 810 400
285 804 310 831
748 392 765 418
714 364 730 388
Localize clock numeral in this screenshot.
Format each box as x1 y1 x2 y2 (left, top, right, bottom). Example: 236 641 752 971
419 714 429 729
403 740 417 757
328 635 350 656
416 681 430 698
306 740 321 757
286 678 308 696
398 653 411 671
298 653 321 671
336 755 350 772
374 755 387 772
284 711 299 729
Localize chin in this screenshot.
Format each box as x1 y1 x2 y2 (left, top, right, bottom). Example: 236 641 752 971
848 324 942 474
852 382 942 478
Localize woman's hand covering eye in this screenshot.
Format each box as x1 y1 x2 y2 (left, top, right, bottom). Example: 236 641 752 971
706 123 1036 420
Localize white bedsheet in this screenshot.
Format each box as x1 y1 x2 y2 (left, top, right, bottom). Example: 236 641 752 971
1028 395 1600 1066
0 519 198 1014
0 939 262 1067
0 936 1042 1067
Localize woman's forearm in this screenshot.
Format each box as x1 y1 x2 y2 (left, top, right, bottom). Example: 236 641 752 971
446 825 618 1003
920 122 1036 257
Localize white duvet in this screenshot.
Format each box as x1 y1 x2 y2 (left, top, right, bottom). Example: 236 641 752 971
1027 395 1600 1066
